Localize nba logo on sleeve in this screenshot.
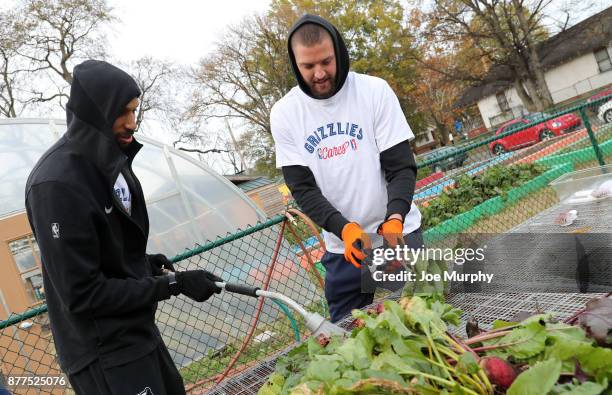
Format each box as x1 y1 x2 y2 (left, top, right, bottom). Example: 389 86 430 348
51 223 60 239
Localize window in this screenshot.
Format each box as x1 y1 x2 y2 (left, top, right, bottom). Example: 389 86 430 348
496 92 510 112
594 48 612 73
8 236 45 303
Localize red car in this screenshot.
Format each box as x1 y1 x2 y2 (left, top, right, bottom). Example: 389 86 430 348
489 112 581 155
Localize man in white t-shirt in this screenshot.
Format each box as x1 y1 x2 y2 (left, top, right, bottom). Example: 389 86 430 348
271 15 423 322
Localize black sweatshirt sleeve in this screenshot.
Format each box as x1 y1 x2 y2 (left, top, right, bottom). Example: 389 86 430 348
25 181 170 318
282 165 349 239
380 139 417 221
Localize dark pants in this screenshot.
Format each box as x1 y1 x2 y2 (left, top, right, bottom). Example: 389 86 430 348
68 342 185 395
322 228 424 323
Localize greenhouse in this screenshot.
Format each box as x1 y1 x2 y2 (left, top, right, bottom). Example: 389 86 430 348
0 118 267 256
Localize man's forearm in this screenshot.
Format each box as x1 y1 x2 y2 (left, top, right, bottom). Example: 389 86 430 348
380 140 417 221
282 165 349 239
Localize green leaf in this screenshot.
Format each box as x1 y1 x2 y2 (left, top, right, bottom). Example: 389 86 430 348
457 352 480 375
507 358 562 395
492 319 518 329
371 350 419 376
336 329 374 370
551 379 607 395
401 296 448 337
380 300 414 337
578 347 612 383
430 299 463 326
257 373 285 395
544 325 593 362
305 357 341 382
391 337 429 361
485 320 547 360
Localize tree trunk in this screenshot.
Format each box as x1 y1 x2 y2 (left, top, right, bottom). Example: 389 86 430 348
514 79 536 112
512 0 554 109
432 117 449 146
531 63 554 108
524 77 546 111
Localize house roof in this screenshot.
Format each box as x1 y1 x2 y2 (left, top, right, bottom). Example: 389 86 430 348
455 6 612 108
225 175 275 192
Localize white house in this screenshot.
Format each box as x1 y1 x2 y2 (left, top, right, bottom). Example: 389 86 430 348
456 6 612 129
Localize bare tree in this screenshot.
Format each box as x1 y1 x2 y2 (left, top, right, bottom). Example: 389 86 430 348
0 10 29 117
6 0 115 112
121 57 175 129
190 14 292 137
422 0 562 111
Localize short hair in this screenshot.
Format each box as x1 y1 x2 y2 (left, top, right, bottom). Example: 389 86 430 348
291 23 331 49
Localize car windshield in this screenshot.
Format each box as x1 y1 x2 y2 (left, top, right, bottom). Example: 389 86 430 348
503 121 523 132
425 147 454 159
524 112 551 122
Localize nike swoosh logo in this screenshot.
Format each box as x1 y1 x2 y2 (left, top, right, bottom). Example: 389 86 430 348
105 205 113 214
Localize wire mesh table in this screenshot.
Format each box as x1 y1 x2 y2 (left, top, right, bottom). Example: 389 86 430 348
509 198 611 233
204 289 604 395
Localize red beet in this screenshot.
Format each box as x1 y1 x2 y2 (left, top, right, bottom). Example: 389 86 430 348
365 303 385 316
316 333 330 347
480 357 517 389
350 318 365 329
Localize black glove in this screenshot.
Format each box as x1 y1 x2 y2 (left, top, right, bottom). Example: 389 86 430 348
176 270 223 302
148 254 175 276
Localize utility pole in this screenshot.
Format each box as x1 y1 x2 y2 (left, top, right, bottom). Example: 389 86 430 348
225 120 247 173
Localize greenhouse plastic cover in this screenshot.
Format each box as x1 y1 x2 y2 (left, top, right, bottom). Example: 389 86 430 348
0 119 266 256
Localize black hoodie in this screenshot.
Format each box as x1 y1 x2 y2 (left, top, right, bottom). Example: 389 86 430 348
282 15 417 239
25 60 171 374
287 14 350 98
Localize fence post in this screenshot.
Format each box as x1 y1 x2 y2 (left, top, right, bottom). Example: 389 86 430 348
578 107 605 167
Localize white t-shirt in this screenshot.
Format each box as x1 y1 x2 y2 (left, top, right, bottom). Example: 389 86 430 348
271 72 422 254
114 173 132 215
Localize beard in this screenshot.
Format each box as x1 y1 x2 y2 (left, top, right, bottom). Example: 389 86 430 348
309 76 336 99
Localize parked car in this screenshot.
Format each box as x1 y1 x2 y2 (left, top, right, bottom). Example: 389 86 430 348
489 112 582 155
586 86 612 110
598 100 612 124
421 146 468 172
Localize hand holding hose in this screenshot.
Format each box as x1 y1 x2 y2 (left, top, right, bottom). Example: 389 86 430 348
176 270 223 302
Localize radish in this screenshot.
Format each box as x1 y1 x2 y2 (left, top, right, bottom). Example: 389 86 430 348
480 356 517 389
316 334 330 347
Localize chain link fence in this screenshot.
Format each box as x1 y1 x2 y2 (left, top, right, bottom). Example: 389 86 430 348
1 95 610 394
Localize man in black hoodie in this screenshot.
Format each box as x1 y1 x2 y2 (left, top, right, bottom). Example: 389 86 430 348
271 15 423 322
25 60 222 394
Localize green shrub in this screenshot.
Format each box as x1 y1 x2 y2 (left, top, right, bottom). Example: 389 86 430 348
420 163 545 229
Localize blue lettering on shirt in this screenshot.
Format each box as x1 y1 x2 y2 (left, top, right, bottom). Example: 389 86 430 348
318 126 326 140
303 121 366 153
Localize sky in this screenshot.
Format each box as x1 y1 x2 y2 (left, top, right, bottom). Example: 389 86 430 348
104 0 272 173
106 0 271 65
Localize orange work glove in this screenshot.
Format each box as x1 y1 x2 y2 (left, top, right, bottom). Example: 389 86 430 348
377 218 405 272
377 218 404 249
341 222 372 268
